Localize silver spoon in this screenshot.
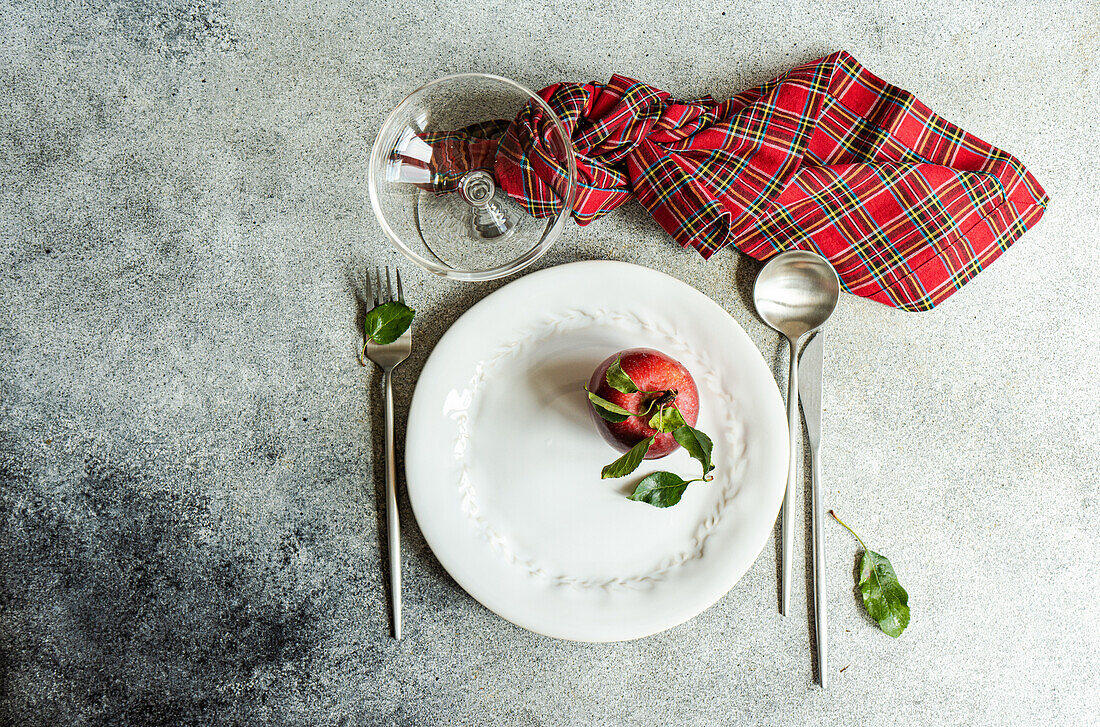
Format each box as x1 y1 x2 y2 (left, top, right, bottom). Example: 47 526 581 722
753 250 839 620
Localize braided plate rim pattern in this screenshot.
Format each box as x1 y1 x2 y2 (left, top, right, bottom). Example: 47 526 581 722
448 307 748 590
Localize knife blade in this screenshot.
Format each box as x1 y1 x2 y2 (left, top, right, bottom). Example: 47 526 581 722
799 330 827 687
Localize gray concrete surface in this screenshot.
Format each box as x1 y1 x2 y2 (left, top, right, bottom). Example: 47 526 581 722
2 1 1099 725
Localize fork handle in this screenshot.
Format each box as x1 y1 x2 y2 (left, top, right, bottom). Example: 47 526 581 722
383 368 402 639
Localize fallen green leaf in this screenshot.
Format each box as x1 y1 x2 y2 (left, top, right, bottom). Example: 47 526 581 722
831 510 910 638
364 301 414 345
859 549 910 637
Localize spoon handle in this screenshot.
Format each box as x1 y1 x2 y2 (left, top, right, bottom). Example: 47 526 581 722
781 336 801 616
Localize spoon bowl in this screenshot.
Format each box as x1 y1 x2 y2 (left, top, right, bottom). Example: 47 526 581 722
753 251 841 339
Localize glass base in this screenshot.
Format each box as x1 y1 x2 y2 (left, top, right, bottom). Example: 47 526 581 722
415 188 543 272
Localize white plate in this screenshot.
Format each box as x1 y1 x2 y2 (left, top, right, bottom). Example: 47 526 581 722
405 261 787 641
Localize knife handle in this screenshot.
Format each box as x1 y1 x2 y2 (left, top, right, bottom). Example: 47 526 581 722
810 450 827 686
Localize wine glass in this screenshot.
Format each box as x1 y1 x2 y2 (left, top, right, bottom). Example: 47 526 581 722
368 74 577 281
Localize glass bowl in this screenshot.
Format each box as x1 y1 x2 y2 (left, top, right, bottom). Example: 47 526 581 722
368 74 577 281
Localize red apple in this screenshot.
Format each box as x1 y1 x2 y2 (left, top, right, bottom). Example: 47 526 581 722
587 348 700 459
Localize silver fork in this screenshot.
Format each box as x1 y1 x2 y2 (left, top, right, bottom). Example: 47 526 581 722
363 265 412 639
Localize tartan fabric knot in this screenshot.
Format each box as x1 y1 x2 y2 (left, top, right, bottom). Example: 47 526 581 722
433 52 1048 310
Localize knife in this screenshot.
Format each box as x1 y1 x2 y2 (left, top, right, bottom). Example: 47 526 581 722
799 331 827 687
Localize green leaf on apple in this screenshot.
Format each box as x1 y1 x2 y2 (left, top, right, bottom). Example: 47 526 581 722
583 352 717 509
585 387 632 423
649 406 687 433
628 471 702 508
601 436 654 479
605 356 640 394
673 425 715 476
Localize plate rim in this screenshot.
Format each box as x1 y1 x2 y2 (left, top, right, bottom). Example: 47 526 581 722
404 260 788 641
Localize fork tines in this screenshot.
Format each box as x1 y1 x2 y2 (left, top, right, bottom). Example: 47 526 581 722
366 266 405 306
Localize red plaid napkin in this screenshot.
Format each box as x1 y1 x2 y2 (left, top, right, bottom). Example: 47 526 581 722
492 51 1049 311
